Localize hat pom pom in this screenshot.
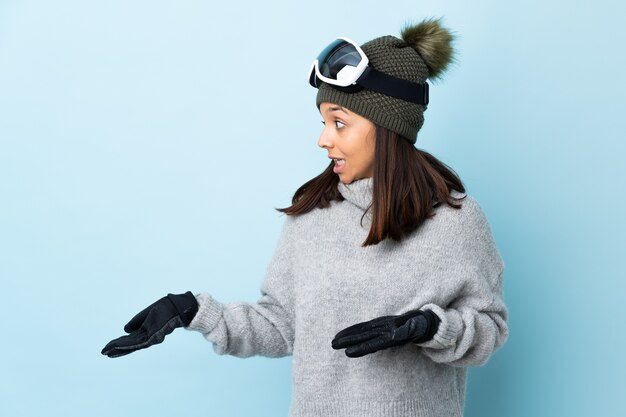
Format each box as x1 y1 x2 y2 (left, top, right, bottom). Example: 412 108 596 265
401 17 456 81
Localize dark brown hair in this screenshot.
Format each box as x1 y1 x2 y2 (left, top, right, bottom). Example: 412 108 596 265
275 125 466 246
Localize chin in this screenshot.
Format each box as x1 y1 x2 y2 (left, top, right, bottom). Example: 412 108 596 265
338 175 353 184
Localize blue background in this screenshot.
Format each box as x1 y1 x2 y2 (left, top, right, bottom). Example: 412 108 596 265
1 1 624 416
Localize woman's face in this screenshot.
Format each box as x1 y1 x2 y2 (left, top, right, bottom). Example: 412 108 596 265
318 102 376 184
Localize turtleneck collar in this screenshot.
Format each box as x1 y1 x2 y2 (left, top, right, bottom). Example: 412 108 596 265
337 177 374 211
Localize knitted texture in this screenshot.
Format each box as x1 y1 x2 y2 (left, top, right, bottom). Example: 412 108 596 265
316 35 429 143
187 177 509 417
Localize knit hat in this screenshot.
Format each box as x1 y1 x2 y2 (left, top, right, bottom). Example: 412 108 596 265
315 18 456 144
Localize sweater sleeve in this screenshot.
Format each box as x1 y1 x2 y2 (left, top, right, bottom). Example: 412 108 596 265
185 215 297 358
415 196 509 368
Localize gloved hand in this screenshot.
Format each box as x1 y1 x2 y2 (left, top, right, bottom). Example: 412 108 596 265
101 291 199 358
331 309 440 358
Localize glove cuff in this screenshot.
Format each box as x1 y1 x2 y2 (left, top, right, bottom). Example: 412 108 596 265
411 309 441 344
167 291 199 326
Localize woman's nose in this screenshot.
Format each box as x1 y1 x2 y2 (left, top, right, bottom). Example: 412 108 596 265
317 129 334 149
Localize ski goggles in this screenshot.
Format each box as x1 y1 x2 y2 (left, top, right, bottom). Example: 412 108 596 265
308 37 429 105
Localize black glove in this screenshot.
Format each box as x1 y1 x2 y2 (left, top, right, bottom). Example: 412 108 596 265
331 309 440 358
101 291 199 358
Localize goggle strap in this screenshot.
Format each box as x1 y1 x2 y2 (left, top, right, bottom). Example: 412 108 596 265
356 66 429 105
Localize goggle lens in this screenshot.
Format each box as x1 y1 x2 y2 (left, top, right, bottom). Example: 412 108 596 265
317 40 363 80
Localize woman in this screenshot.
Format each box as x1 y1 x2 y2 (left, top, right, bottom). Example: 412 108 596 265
102 17 509 417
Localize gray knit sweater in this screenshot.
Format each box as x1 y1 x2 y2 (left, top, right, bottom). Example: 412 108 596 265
187 177 508 417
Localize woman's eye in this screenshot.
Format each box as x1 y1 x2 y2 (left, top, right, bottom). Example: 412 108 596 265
321 120 345 129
